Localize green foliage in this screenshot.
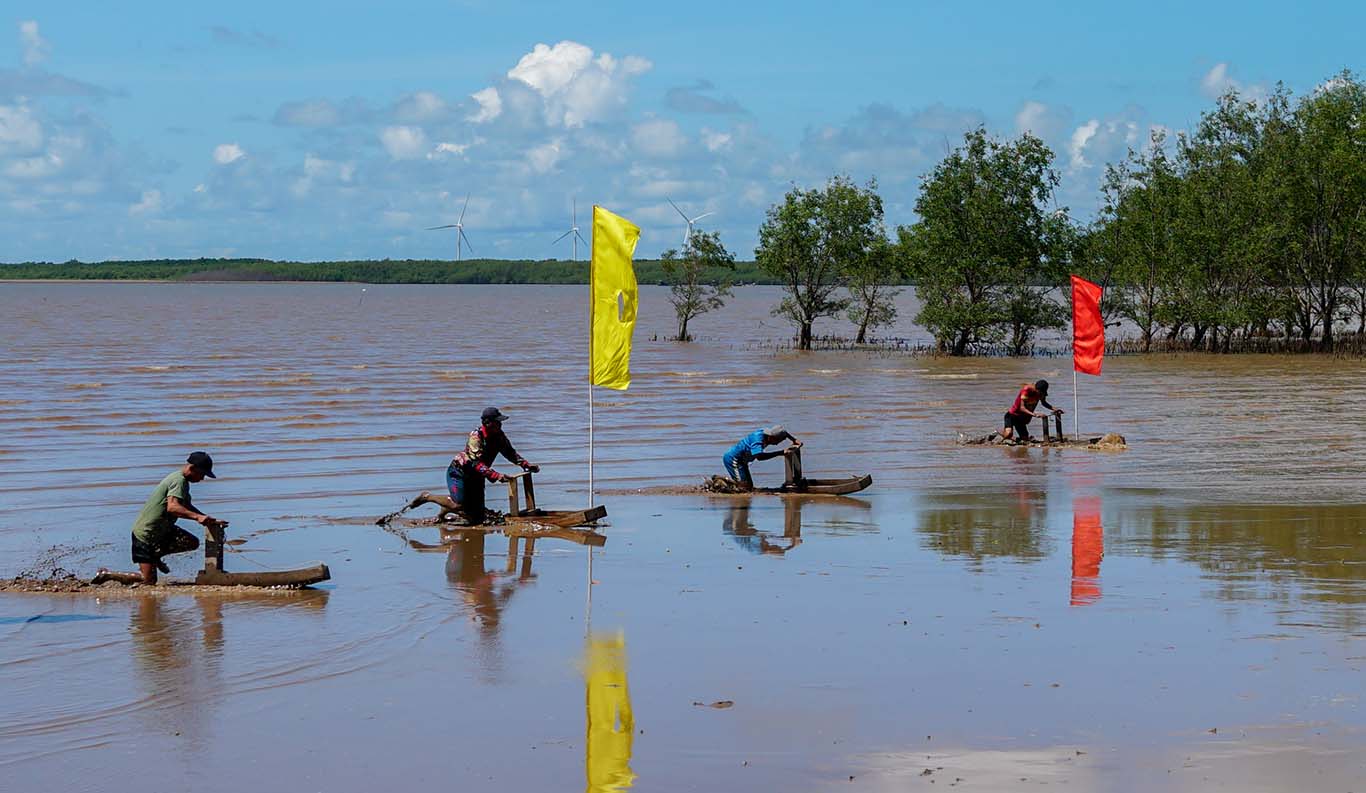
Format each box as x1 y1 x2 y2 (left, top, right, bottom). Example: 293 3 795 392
660 230 736 341
902 127 1070 355
755 175 884 349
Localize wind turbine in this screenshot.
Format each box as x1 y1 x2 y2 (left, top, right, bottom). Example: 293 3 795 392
667 198 715 247
427 194 474 261
552 198 589 262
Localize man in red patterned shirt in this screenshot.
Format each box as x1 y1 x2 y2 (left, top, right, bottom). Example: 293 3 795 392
411 407 539 524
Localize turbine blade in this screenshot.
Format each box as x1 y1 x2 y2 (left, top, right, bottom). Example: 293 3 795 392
667 197 690 222
553 229 573 244
459 194 470 223
459 229 474 253
692 212 715 223
575 230 589 246
427 225 458 230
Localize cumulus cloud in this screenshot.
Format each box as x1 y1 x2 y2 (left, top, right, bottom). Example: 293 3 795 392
502 40 651 127
468 87 502 123
128 189 162 216
1199 62 1266 101
0 103 44 154
666 80 746 114
393 91 447 123
631 118 686 158
19 21 49 67
1065 112 1144 173
213 143 246 164
379 125 427 160
1014 100 1072 141
525 138 563 173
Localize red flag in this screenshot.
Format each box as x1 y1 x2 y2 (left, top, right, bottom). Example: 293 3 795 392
1071 275 1104 376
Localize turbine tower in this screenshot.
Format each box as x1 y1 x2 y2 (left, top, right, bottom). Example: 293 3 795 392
667 198 715 247
553 199 589 262
427 194 474 261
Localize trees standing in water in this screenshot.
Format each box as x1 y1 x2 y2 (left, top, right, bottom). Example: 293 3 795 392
755 176 895 350
660 230 736 342
760 69 1366 354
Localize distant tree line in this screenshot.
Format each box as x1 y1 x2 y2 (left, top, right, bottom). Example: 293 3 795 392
0 257 779 286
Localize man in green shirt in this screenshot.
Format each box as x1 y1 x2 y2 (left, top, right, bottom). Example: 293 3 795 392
125 451 228 584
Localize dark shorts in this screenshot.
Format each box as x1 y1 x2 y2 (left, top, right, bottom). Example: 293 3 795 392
131 527 200 565
447 463 487 524
1003 411 1032 439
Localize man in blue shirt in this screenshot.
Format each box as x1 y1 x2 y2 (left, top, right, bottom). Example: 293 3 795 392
722 425 801 489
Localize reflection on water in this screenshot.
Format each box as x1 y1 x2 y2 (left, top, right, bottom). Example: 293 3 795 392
583 632 635 793
1109 502 1366 632
917 489 1051 567
443 529 533 679
1070 496 1104 606
721 495 874 555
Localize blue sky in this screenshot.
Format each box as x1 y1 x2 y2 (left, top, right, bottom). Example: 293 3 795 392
0 1 1360 262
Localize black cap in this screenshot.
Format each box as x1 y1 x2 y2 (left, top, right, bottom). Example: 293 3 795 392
187 451 216 478
1034 379 1050 394
481 406 508 423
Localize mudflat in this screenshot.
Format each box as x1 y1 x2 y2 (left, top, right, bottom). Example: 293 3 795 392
2 283 1363 791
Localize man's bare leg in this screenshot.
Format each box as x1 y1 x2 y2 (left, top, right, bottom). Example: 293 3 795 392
411 491 461 520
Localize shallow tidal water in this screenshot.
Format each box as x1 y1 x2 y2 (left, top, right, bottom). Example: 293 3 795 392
1 283 1364 791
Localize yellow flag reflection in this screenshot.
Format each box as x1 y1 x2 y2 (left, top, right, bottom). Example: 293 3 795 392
584 632 636 792
589 206 640 391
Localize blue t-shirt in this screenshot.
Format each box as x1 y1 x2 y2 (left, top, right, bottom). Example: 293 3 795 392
725 429 768 463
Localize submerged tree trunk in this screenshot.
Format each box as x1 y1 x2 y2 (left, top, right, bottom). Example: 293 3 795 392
677 316 691 343
799 322 813 350
952 327 970 356
855 319 869 344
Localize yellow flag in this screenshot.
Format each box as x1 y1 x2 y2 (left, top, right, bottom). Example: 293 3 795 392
584 632 636 793
590 206 640 390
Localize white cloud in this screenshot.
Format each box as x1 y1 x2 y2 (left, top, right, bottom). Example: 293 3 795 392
379 125 427 160
0 104 44 154
468 87 502 123
213 143 245 164
428 141 469 159
1200 62 1266 102
394 91 446 122
128 189 162 216
701 128 732 152
525 138 563 173
502 40 651 127
1067 120 1099 171
19 21 49 68
1014 100 1071 142
630 118 686 157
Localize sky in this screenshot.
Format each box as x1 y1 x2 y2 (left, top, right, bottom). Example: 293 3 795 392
0 1 1361 262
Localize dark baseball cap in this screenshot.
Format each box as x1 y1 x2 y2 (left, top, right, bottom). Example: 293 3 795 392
187 451 216 478
481 406 508 423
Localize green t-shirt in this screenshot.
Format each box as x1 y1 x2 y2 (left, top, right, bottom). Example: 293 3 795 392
131 470 193 542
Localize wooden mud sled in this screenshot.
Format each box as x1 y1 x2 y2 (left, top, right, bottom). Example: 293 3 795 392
403 470 607 557
92 523 330 588
709 447 873 496
500 470 607 527
195 523 330 587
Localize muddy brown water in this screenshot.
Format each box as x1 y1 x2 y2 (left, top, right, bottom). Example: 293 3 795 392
1 283 1364 791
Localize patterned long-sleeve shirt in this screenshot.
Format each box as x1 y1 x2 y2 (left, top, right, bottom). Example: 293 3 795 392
453 426 525 481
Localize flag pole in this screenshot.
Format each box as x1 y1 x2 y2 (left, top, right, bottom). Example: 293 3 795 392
1073 368 1079 440
588 208 595 507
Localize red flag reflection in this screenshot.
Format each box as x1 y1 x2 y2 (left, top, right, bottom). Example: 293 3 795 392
1070 497 1104 606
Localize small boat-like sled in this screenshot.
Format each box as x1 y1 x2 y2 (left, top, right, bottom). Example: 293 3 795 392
92 525 330 588
707 447 873 496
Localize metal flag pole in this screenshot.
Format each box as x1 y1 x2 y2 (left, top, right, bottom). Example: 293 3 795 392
586 207 596 624
1073 368 1079 440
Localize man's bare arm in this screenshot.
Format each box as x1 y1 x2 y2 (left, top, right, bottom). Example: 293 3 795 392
167 496 226 528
